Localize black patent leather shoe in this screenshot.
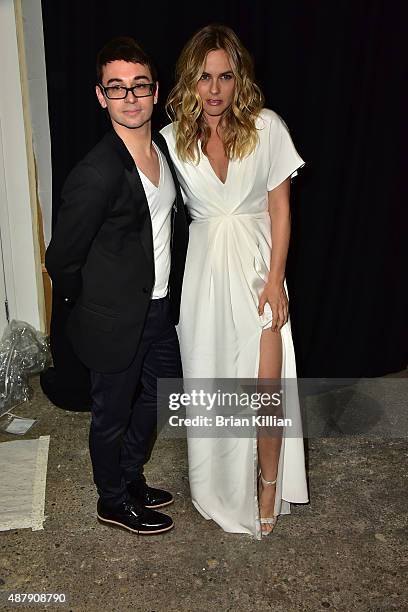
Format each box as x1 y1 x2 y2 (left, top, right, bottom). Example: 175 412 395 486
127 480 174 509
97 499 173 535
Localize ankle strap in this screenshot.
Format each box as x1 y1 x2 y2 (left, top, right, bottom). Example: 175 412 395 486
260 472 277 486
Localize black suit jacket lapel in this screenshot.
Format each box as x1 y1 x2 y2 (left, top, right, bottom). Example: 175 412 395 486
106 130 154 265
153 132 184 211
125 166 154 265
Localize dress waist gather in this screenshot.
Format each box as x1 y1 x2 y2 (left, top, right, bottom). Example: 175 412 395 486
191 211 269 223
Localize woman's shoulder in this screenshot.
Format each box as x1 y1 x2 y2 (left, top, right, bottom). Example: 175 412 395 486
160 122 177 145
256 108 284 130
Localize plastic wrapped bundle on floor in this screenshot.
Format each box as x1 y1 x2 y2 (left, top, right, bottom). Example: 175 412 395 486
0 321 50 416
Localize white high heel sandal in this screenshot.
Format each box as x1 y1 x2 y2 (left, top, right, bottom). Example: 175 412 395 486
258 472 278 536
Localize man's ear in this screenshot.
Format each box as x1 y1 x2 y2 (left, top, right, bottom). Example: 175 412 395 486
95 84 107 109
153 81 159 105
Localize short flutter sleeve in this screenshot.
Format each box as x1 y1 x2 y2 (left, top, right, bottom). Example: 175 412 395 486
266 112 305 192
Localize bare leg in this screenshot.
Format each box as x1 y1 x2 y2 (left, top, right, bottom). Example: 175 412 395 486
257 327 283 535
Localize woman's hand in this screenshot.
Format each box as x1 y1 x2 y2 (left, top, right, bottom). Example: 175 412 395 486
258 282 288 332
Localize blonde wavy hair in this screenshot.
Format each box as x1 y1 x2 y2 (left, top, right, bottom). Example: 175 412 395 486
166 24 264 163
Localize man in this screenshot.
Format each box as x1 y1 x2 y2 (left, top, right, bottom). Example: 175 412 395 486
46 37 188 535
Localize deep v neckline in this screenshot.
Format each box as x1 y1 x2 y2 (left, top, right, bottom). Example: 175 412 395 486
200 141 230 186
137 142 162 189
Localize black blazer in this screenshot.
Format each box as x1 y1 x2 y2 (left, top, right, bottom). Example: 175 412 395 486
45 130 189 373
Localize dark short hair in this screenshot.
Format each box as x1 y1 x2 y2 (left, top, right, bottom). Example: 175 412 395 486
96 36 157 83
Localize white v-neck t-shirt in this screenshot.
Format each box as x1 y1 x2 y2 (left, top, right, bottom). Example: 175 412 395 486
137 143 176 299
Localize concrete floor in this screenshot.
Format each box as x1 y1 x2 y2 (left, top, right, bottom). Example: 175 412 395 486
0 375 407 612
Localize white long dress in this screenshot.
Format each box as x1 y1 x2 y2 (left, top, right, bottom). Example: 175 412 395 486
161 108 309 539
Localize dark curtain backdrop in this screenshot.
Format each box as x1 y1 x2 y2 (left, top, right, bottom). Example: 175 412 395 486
41 0 407 392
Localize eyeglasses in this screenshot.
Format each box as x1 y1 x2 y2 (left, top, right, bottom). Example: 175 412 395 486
99 82 156 99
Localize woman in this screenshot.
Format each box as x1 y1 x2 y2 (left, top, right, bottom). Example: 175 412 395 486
161 24 308 538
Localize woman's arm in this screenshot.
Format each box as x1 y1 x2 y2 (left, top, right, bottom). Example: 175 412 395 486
258 177 291 332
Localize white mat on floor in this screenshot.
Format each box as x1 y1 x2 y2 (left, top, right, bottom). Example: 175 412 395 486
0 435 50 531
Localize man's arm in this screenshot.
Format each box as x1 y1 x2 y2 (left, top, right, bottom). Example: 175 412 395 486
45 162 109 301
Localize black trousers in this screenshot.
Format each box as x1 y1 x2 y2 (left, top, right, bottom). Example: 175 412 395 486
89 296 182 506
